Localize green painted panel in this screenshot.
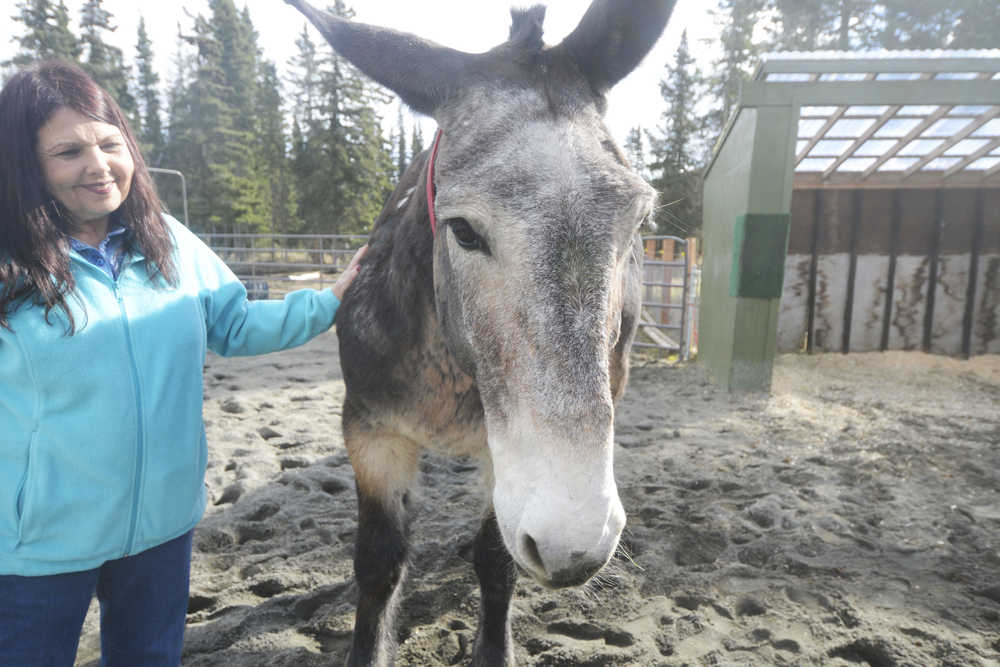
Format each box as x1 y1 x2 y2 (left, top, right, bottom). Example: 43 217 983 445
730 298 781 392
699 109 758 389
747 106 797 213
730 214 791 299
700 103 796 393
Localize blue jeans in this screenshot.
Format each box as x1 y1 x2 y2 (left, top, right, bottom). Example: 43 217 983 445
0 530 193 667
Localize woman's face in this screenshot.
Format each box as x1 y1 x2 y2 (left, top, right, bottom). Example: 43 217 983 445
37 107 134 231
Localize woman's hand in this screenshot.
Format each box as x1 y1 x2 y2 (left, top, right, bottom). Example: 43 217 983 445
332 244 368 300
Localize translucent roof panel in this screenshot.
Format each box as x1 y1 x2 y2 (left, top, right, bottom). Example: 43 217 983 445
879 157 920 171
922 157 963 170
798 158 836 171
950 105 993 115
935 72 982 80
801 106 839 116
767 73 813 82
798 119 827 137
838 157 878 172
898 105 941 115
898 139 945 156
855 139 899 156
844 105 890 116
876 72 921 81
923 118 974 136
820 72 869 81
829 118 876 136
973 119 1000 136
754 50 1000 185
875 118 924 138
809 139 855 156
944 138 992 155
968 157 1000 170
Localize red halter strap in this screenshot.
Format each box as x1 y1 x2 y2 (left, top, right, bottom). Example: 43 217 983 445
426 128 444 236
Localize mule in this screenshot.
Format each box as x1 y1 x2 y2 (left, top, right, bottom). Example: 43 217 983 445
283 1 675 664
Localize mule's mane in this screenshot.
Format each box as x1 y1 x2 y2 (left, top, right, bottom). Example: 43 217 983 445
509 5 546 53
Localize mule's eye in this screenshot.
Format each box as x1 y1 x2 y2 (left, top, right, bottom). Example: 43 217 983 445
446 218 486 252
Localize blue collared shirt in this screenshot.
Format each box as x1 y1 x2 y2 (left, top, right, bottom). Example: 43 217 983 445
69 225 130 280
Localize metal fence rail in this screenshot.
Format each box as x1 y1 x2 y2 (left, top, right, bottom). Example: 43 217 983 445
199 233 368 298
202 232 699 359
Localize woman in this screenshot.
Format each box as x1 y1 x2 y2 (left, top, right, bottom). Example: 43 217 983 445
0 60 365 666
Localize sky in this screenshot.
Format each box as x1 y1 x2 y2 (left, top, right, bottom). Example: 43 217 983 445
3 0 722 145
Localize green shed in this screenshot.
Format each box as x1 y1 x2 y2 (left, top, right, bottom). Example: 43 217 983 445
700 50 1000 392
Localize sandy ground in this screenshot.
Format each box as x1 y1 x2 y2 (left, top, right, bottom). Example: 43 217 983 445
75 330 1000 666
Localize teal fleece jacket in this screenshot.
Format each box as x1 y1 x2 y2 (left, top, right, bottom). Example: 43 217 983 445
0 215 339 576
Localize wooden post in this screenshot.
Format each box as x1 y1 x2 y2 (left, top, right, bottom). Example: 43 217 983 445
807 190 822 354
962 188 985 359
842 189 862 354
880 189 901 352
923 189 944 352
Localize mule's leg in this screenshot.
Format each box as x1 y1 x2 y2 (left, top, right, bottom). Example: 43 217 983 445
345 427 419 667
472 509 517 667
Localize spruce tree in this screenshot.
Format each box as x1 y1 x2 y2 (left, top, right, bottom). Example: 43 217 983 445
396 105 408 182
289 0 393 235
219 3 268 232
624 127 650 181
156 25 197 222
6 0 80 68
768 0 878 50
707 0 766 142
410 122 425 162
288 25 328 234
256 59 297 233
166 13 231 232
166 0 268 233
79 0 137 124
135 17 164 164
877 0 964 49
648 30 705 238
288 25 321 131
951 0 1000 48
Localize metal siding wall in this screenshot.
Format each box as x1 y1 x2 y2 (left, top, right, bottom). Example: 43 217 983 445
779 187 1000 355
971 189 1000 354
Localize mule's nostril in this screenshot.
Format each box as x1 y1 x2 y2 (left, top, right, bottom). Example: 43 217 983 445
521 534 545 573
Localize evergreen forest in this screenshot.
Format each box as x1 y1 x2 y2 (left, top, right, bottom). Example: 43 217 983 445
6 0 998 238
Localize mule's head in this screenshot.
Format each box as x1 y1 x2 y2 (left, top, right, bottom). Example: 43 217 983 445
287 0 674 588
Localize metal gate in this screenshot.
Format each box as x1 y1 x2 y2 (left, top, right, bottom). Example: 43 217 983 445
635 236 699 360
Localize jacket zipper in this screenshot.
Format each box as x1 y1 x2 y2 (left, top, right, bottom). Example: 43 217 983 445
113 280 146 556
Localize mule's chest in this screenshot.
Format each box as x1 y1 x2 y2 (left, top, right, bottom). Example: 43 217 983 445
392 338 487 457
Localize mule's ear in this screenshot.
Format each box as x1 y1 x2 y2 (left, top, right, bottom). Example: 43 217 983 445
557 0 676 94
284 0 469 116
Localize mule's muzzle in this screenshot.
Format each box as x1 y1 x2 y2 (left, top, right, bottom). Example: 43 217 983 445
519 535 609 588
517 531 618 588
549 563 605 589
510 489 625 589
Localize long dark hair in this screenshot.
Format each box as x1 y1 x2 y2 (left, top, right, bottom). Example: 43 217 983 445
0 59 177 333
